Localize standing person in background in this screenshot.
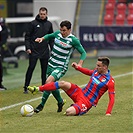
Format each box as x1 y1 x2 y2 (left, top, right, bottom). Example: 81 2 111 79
0 17 8 90
23 7 54 93
34 20 87 113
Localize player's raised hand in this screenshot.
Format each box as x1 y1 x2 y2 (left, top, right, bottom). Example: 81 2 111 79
35 37 43 43
72 62 78 69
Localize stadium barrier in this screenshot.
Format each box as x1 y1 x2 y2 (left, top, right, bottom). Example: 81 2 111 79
75 26 133 57
79 26 133 49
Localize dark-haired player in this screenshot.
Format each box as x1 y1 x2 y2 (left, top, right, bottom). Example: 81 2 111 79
28 57 115 116
34 20 86 113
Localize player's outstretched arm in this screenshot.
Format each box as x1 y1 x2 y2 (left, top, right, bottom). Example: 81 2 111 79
35 37 44 43
105 93 115 116
72 61 84 69
72 62 93 76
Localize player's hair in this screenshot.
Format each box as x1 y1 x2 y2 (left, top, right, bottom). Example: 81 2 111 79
39 7 48 13
60 20 71 29
98 57 110 67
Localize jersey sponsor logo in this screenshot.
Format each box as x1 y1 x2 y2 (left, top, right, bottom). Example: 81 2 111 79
101 78 106 82
92 77 100 84
55 38 69 47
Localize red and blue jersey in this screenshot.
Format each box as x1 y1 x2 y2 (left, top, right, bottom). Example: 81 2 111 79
77 67 115 114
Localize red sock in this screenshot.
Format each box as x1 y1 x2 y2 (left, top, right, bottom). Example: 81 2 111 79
39 82 58 91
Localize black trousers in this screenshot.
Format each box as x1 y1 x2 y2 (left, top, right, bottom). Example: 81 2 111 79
0 57 3 85
24 56 48 91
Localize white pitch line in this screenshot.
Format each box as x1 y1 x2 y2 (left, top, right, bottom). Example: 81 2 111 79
0 72 133 111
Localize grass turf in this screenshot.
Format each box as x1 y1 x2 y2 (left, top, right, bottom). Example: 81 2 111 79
0 57 132 133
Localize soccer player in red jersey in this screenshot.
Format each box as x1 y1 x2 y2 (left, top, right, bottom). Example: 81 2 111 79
28 57 115 116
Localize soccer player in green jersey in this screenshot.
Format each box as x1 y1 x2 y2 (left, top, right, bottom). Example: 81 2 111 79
34 20 86 113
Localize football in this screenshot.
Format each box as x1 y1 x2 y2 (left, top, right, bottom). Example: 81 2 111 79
20 104 34 117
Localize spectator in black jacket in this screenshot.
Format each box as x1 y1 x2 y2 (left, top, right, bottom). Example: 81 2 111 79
0 17 8 90
23 7 54 93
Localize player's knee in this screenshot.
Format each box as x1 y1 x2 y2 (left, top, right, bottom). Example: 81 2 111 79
59 80 65 84
46 76 55 83
59 81 71 91
59 81 67 87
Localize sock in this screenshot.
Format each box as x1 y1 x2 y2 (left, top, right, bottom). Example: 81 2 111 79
39 82 59 91
40 91 50 107
39 82 61 106
52 89 63 104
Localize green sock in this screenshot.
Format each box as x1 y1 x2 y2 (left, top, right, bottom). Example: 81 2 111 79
40 91 51 106
52 89 63 104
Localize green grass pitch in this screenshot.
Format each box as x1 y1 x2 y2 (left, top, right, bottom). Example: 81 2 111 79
0 57 132 133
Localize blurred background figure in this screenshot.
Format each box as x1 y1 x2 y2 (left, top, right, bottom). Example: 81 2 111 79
0 17 9 90
23 7 54 94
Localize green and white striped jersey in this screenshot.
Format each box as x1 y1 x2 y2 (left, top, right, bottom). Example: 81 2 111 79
44 30 86 70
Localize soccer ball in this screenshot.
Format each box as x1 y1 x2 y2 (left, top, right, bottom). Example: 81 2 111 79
20 104 34 117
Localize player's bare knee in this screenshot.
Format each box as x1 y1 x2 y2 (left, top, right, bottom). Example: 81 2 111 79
59 81 71 91
59 81 66 87
59 80 69 87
